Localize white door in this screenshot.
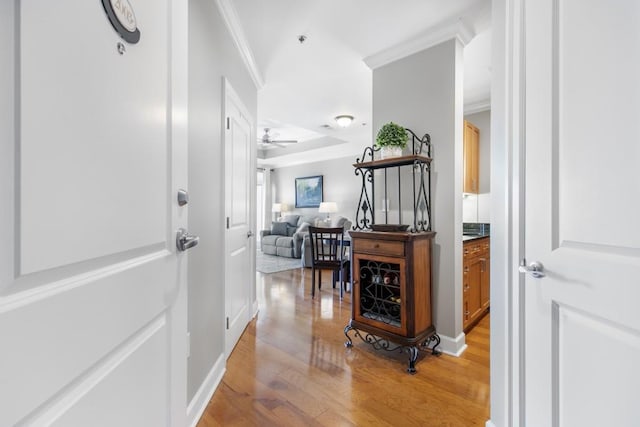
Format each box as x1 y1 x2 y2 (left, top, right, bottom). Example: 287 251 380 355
523 1 640 425
223 79 255 358
0 1 188 426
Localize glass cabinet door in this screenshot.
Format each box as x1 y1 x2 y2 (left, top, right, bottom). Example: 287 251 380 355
353 254 407 335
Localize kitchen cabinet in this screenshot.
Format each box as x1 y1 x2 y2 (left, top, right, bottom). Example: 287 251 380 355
463 120 480 193
346 230 439 373
480 238 490 310
463 236 490 331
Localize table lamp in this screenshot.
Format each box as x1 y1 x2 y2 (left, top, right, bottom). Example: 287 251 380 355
318 202 337 223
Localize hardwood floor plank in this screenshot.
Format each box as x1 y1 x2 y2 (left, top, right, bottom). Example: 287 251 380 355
197 268 490 426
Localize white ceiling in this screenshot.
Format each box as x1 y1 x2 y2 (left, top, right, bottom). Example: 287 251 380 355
231 0 492 168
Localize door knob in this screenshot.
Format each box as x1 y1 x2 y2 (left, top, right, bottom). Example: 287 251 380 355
176 228 199 252
247 230 254 238
518 259 545 278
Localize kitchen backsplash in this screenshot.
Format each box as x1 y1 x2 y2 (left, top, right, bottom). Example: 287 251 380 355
463 222 490 235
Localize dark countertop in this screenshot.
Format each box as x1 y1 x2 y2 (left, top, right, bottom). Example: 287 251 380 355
463 234 490 242
463 223 490 242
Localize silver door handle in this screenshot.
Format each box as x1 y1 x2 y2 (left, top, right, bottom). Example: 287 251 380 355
247 231 254 238
176 228 199 252
518 260 545 278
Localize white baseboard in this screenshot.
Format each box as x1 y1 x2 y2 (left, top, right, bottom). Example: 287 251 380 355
435 332 467 357
252 300 259 318
187 353 226 427
485 420 496 427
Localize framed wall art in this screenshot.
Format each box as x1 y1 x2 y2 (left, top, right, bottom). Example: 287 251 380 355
295 175 323 208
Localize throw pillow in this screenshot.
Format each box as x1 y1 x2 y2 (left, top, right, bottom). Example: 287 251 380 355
280 214 300 227
271 221 288 236
286 225 297 237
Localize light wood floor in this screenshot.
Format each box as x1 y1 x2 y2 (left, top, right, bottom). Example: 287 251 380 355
197 267 490 426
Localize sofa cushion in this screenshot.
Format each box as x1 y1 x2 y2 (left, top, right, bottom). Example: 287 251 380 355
262 235 280 246
275 236 294 248
298 215 321 227
271 221 288 236
262 244 277 255
276 246 294 257
280 215 300 227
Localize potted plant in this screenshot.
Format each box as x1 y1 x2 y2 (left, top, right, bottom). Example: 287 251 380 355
375 122 408 159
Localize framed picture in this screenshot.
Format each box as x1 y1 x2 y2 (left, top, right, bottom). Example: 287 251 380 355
295 175 323 208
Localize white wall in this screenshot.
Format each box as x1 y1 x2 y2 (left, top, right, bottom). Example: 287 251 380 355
490 0 513 424
188 0 257 403
372 39 464 344
463 109 491 223
270 156 361 224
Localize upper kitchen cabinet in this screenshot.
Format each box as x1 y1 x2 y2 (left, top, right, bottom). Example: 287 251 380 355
463 120 480 194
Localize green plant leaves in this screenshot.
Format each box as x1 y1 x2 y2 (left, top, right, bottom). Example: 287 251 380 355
375 122 408 148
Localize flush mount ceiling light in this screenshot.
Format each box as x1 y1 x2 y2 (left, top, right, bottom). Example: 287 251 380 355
334 115 354 128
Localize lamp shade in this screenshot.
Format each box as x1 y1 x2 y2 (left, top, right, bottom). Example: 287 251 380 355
318 202 337 213
272 203 282 213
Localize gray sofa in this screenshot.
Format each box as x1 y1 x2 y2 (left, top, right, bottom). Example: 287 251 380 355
260 214 352 263
260 214 323 258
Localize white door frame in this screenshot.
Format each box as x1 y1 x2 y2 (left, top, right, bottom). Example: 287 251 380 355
490 0 526 426
222 77 257 358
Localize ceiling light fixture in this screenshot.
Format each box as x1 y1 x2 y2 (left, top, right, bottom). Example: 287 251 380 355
334 115 354 128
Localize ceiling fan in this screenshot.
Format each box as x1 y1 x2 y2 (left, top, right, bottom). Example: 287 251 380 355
258 128 298 148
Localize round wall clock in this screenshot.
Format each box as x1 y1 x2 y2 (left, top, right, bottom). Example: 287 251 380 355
101 0 141 44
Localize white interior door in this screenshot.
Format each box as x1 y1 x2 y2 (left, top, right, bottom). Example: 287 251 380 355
224 79 255 358
0 1 188 425
523 1 640 425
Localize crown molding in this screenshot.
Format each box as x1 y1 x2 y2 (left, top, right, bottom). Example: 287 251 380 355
364 18 476 70
215 0 264 90
464 99 491 115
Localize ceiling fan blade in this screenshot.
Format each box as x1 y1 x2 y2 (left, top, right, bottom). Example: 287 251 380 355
271 140 298 144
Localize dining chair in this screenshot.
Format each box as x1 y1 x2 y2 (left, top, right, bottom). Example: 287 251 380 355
307 226 348 299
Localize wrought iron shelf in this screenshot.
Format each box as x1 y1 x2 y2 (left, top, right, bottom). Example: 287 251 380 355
352 129 432 232
344 322 441 374
352 154 432 170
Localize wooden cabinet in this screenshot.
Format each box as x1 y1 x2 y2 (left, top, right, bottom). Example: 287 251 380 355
480 239 490 310
347 131 439 373
463 120 480 193
463 237 490 331
346 230 439 373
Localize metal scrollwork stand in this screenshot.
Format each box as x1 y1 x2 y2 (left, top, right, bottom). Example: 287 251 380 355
346 127 439 374
344 322 441 374
352 129 432 232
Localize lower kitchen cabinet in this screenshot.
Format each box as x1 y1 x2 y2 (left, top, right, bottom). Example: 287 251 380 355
463 237 490 331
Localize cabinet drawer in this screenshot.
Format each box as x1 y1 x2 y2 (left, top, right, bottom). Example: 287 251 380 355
480 240 490 257
463 242 482 259
353 239 405 257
